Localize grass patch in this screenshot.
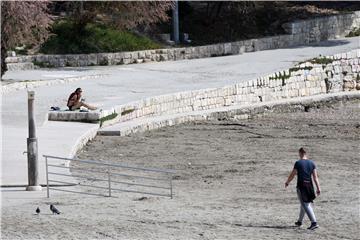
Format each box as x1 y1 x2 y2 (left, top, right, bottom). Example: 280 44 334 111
288 66 313 72
121 108 135 116
346 27 360 37
269 66 313 82
298 57 334 66
310 57 334 65
269 71 290 81
99 112 118 127
40 20 162 54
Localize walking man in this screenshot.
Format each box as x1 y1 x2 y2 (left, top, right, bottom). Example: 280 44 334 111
285 148 321 230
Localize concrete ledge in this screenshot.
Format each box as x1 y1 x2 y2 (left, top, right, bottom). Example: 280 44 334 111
48 111 101 123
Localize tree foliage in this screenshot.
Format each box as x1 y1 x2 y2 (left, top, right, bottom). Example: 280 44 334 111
1 1 53 77
65 1 173 31
180 1 280 44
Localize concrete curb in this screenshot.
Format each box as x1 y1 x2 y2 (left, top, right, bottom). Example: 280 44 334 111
69 124 99 159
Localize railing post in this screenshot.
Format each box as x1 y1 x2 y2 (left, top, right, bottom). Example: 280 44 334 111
45 156 49 198
107 167 111 197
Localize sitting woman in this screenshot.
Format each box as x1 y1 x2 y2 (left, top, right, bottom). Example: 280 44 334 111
67 88 97 111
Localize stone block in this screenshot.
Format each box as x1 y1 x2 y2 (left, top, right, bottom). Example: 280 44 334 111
224 43 232 55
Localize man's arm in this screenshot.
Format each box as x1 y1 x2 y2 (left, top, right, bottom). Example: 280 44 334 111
285 169 297 188
312 169 321 196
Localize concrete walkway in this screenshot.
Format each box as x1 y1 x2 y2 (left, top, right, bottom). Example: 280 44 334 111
1 37 359 186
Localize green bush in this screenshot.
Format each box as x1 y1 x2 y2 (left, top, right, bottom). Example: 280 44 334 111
99 112 118 127
346 27 360 38
40 20 162 54
310 57 334 65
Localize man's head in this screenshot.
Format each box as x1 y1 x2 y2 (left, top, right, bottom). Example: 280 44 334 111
299 147 307 159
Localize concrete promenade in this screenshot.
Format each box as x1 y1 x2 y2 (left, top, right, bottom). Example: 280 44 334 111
1 37 359 186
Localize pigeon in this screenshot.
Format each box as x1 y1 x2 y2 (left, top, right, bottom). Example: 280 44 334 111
36 207 40 214
50 204 60 215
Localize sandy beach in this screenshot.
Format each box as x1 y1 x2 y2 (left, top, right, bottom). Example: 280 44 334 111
1 100 359 239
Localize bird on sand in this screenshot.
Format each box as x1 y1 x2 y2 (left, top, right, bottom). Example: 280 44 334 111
50 204 60 214
35 207 40 214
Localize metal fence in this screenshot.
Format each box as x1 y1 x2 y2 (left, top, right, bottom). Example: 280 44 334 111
44 155 175 199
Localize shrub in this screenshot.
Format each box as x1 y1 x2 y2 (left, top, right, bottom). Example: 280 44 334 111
40 20 162 54
99 112 118 127
310 57 334 65
346 27 360 37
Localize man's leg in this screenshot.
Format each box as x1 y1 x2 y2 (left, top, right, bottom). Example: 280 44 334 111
303 202 316 223
298 205 305 223
296 189 305 223
297 189 317 223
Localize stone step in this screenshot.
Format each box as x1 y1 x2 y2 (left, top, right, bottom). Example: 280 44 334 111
7 62 35 71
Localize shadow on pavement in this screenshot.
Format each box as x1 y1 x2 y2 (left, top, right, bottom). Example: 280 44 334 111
1 188 25 192
287 39 351 50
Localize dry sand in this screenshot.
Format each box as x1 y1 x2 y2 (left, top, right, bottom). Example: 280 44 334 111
1 100 359 240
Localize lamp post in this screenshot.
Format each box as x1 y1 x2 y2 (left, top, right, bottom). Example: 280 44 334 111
26 91 42 191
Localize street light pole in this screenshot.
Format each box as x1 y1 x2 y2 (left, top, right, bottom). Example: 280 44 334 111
26 91 42 191
172 0 180 44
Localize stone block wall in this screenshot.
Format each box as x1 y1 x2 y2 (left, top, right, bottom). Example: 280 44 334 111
282 11 360 43
48 49 359 125
97 92 360 136
6 11 360 70
99 49 359 125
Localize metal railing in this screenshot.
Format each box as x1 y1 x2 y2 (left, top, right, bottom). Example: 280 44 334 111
44 155 175 199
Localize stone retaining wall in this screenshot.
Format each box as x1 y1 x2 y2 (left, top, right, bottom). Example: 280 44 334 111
6 62 34 71
48 49 360 125
6 11 360 69
97 92 360 136
282 11 360 43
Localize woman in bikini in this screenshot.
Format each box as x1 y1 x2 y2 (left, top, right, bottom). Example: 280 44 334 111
67 88 97 111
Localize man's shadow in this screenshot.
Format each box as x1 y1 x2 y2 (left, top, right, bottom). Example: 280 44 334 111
234 223 297 229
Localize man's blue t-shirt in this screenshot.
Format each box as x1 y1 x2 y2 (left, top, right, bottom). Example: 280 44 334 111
294 159 316 187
